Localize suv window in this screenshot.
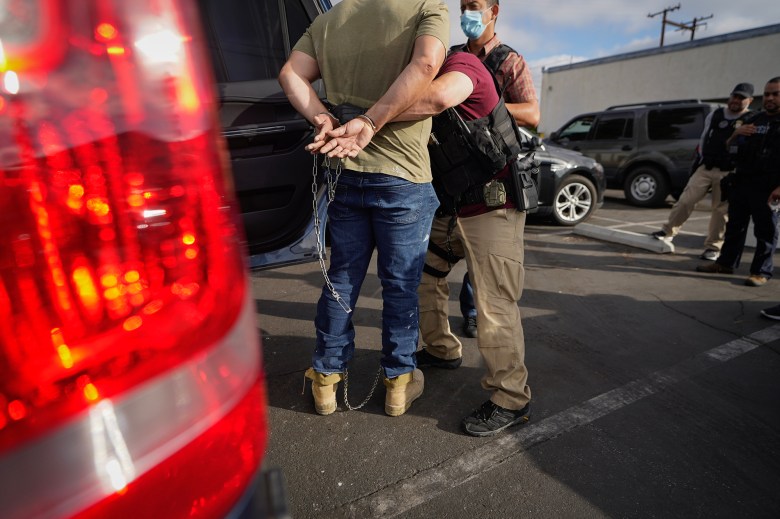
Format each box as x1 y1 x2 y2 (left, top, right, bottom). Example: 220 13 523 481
558 116 594 141
203 0 287 82
647 107 705 140
285 0 312 45
593 114 633 140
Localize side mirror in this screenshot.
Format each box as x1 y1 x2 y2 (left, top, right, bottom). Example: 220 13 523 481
549 131 559 141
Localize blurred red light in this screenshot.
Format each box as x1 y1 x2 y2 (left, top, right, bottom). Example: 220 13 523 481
8 401 27 421
95 23 119 42
0 2 268 518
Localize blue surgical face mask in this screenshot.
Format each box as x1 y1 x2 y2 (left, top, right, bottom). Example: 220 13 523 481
460 8 491 40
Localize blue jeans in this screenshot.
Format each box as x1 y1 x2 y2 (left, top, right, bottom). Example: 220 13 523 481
459 272 477 319
313 170 438 379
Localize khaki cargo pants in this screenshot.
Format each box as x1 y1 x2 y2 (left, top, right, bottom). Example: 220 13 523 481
418 208 531 410
661 165 730 251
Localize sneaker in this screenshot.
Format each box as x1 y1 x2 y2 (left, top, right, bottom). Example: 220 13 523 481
462 400 531 437
415 348 462 370
760 304 780 320
651 230 673 242
462 316 478 338
699 249 720 261
696 262 734 274
745 275 768 287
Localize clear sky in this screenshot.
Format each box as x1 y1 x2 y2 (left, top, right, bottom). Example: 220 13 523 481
441 0 780 95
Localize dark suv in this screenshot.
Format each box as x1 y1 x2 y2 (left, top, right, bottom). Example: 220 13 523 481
197 0 333 270
546 100 721 206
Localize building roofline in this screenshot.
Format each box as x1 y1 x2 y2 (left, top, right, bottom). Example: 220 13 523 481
545 23 780 74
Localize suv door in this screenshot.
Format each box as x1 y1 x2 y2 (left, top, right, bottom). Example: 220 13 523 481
197 0 330 268
551 112 635 183
575 112 635 183
645 106 707 192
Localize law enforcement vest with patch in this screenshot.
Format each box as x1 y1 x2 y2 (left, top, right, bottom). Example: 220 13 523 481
428 46 524 196
702 108 752 170
734 111 780 180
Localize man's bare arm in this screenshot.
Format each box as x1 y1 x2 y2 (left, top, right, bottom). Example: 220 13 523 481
320 34 447 157
278 51 338 152
279 51 328 123
363 35 447 130
394 71 474 121
506 99 540 128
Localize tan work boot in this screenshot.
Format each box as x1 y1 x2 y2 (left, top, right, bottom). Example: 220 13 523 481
304 368 342 415
383 368 424 417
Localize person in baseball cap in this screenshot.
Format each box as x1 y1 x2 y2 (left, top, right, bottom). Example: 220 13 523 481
652 81 754 261
731 82 755 98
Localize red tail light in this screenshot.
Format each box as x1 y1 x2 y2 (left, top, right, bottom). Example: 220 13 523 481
0 2 267 518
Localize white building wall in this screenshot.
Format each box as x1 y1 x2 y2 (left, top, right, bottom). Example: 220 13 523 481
539 25 780 136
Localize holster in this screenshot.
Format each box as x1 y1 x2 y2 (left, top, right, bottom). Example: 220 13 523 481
508 153 540 212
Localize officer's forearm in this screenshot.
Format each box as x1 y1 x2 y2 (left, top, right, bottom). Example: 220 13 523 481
394 72 473 122
506 100 540 128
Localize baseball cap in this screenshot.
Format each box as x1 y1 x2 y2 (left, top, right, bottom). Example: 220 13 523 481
730 82 754 98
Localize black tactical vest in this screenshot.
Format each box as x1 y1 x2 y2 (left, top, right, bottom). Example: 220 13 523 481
428 96 522 196
734 111 780 180
428 46 524 196
702 108 751 170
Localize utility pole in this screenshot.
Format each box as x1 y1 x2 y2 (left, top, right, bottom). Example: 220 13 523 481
648 4 714 46
675 14 714 41
648 4 681 47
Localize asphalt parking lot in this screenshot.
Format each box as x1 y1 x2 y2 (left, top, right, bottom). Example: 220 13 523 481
252 190 780 518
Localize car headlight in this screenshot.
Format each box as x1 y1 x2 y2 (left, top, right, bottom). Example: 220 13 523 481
550 162 568 172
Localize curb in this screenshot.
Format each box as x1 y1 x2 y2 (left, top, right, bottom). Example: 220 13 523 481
573 223 674 253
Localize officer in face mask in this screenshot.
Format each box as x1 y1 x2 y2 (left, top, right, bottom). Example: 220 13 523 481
453 0 540 338
456 0 539 128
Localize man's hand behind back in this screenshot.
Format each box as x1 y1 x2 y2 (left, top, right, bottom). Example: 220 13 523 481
309 118 375 158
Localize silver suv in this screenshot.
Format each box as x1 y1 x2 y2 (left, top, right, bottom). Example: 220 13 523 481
546 100 721 206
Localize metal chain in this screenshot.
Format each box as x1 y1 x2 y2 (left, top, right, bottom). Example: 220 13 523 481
342 366 383 411
311 155 381 411
311 154 351 314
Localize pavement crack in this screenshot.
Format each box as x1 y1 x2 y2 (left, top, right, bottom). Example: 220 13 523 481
651 293 746 338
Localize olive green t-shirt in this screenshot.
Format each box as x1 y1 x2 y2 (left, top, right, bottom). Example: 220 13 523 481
293 0 449 183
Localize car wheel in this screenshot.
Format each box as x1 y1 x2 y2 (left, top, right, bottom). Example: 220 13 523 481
552 174 597 226
624 166 669 207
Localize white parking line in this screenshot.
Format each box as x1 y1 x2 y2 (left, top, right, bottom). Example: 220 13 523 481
341 324 780 518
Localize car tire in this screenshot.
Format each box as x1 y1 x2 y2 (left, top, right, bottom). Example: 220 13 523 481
624 166 669 207
551 174 597 226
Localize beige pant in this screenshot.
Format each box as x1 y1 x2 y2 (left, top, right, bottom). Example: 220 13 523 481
662 165 730 251
418 209 531 410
